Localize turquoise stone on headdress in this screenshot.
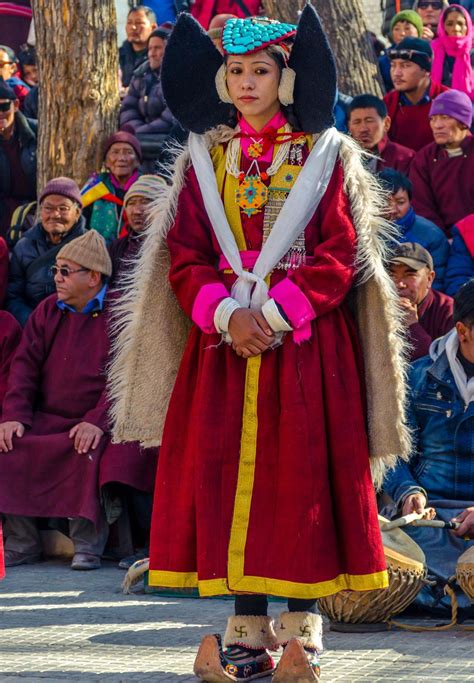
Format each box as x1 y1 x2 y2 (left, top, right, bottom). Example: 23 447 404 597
222 17 296 55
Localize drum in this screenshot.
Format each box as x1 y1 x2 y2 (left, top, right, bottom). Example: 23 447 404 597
456 546 474 603
318 516 427 627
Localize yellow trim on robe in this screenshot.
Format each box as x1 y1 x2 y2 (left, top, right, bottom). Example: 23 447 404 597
148 570 231 596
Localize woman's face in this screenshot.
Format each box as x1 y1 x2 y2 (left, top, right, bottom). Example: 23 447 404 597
444 10 468 37
392 20 419 44
226 51 281 125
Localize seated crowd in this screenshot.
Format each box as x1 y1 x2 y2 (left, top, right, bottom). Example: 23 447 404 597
0 1 473 618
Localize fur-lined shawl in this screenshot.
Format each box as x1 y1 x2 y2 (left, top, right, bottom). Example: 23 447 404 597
108 128 411 489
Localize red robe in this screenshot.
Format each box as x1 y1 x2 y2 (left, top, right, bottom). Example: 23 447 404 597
0 311 22 411
190 0 262 30
148 147 388 598
0 296 157 525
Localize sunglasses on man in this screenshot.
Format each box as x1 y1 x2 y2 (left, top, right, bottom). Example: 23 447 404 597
388 48 432 62
0 101 13 112
50 265 90 278
417 1 443 9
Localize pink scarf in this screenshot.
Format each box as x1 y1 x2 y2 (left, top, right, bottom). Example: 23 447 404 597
431 5 474 100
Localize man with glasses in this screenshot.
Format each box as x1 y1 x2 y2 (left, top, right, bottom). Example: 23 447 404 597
0 230 113 570
414 0 449 40
0 77 36 238
6 177 86 326
384 36 449 151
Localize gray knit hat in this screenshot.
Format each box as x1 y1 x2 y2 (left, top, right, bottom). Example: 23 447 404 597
57 230 112 277
124 174 167 206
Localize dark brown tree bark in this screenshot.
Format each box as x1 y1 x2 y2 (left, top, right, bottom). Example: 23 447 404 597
262 0 384 97
31 1 120 190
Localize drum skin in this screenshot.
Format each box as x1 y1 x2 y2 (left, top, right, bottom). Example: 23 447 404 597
318 517 427 624
456 547 474 603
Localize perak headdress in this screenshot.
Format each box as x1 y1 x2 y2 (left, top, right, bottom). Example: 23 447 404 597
161 5 337 134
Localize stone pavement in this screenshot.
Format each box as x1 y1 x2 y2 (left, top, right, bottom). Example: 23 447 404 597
0 559 473 682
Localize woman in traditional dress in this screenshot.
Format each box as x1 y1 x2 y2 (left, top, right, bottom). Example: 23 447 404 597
110 7 410 681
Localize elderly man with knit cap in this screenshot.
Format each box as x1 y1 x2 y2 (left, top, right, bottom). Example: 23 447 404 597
6 176 86 326
109 174 167 288
0 230 113 570
81 131 142 243
384 36 450 151
410 89 474 235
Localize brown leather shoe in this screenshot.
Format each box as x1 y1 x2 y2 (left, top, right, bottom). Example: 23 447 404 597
71 553 101 570
4 549 41 567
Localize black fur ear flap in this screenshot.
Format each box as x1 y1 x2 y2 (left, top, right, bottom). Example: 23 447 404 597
289 5 337 133
161 13 233 134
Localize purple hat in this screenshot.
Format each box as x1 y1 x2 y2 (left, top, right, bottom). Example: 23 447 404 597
39 177 83 208
430 90 473 129
103 131 142 162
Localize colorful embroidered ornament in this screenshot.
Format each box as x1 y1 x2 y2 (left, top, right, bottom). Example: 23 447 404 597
222 17 296 55
235 173 269 218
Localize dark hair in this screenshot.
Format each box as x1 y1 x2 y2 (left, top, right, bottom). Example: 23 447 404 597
348 94 387 120
0 45 17 62
127 5 157 24
443 6 467 23
378 168 413 199
18 46 36 68
454 279 474 326
148 28 170 43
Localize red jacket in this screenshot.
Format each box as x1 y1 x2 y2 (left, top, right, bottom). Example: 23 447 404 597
376 136 415 175
190 0 262 29
384 81 450 152
410 135 474 234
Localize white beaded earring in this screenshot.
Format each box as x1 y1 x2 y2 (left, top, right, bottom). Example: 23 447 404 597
215 64 233 104
278 67 296 106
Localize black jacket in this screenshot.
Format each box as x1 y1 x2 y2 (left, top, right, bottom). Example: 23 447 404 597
0 112 37 227
119 41 147 88
6 217 87 327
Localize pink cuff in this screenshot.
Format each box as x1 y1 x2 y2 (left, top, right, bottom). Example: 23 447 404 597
269 278 316 343
192 283 229 334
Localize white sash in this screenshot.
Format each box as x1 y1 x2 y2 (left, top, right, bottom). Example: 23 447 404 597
188 126 341 309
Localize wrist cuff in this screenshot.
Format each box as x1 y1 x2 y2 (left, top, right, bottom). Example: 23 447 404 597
261 298 293 333
213 297 240 334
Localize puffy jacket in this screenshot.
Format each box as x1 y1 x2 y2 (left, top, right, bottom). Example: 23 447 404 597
445 217 474 296
0 111 37 231
394 206 450 290
384 333 474 506
119 61 175 135
6 216 87 326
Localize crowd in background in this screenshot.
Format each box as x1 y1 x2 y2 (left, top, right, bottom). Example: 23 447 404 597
0 0 473 588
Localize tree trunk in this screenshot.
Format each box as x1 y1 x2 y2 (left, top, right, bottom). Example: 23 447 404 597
32 1 120 191
262 0 384 97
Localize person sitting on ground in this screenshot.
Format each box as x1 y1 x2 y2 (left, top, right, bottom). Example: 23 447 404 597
6 177 86 327
431 4 474 98
348 94 415 174
445 213 474 294
383 279 474 618
0 45 29 107
410 89 474 235
379 168 449 289
414 0 450 40
384 36 450 151
0 77 36 239
119 5 158 91
380 10 424 91
389 242 454 360
81 131 142 243
17 45 38 88
0 230 114 570
108 174 167 288
119 27 176 170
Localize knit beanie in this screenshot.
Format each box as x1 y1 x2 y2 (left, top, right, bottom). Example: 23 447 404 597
429 89 473 128
57 230 112 277
390 10 423 38
0 77 16 101
103 131 142 162
391 37 433 71
39 177 83 208
124 174 167 206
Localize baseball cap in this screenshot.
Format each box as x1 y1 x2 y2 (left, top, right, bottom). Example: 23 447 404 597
390 242 434 271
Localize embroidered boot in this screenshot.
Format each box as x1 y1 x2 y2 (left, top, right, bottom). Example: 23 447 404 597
273 612 323 682
193 615 277 682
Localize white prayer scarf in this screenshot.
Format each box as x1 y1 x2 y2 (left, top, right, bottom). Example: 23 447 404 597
188 127 341 310
445 329 474 405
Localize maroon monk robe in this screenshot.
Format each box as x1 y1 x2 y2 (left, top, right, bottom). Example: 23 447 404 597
0 311 22 413
410 136 474 234
376 136 415 175
384 81 449 152
408 288 454 361
0 237 8 308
